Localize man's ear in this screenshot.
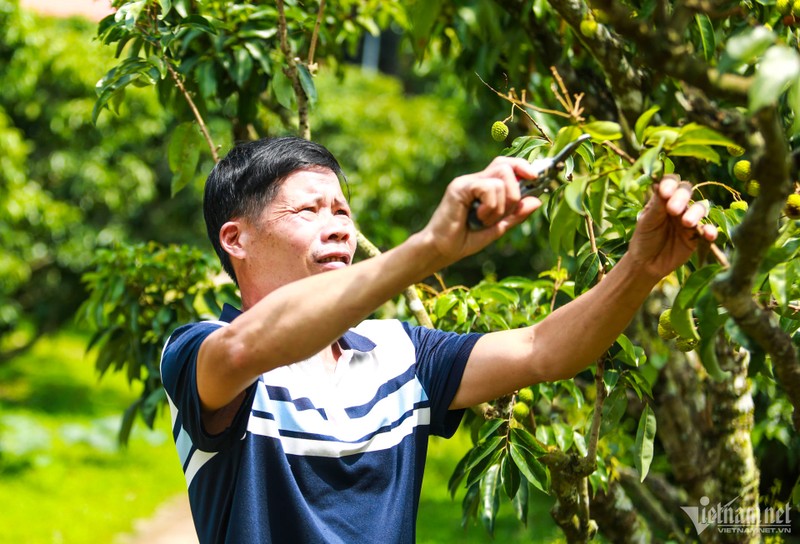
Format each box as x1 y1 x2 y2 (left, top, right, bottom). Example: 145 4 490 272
219 220 247 260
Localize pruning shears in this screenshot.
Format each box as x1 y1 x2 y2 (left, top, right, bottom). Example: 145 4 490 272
467 133 591 230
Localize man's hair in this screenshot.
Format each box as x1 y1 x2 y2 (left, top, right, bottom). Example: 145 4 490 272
203 136 345 284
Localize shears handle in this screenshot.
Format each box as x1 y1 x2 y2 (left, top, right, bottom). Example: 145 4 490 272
467 134 589 230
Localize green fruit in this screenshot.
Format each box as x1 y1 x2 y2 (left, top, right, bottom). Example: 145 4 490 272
592 8 610 23
512 401 531 422
730 200 749 211
675 336 698 352
517 387 534 405
733 160 752 182
491 121 509 142
658 323 678 340
657 309 678 340
580 18 599 37
727 144 745 157
786 194 800 219
777 0 791 15
745 179 760 197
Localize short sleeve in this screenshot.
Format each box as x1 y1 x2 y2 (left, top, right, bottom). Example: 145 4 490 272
401 323 482 438
160 322 257 451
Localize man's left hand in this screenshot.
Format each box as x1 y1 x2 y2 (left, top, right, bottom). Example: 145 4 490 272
628 174 718 281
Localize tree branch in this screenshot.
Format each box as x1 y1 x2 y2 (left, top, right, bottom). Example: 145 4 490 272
712 107 800 430
307 0 326 67
276 0 310 140
166 62 219 163
355 231 433 328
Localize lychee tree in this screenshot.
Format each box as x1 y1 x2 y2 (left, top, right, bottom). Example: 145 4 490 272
83 0 800 542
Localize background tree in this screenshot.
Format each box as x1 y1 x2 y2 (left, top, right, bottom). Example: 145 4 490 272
82 0 800 542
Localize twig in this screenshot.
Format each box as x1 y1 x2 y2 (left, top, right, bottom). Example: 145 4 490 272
585 214 605 282
602 140 635 164
585 358 606 465
276 0 310 139
166 63 220 163
307 0 326 67
355 231 433 328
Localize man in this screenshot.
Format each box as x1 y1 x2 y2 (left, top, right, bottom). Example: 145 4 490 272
161 136 716 543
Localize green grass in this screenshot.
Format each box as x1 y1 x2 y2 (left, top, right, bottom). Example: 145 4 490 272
0 330 186 544
417 431 564 543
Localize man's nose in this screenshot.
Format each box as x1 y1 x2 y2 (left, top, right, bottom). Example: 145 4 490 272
323 214 352 241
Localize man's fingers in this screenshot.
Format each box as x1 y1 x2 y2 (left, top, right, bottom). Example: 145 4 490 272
681 201 708 228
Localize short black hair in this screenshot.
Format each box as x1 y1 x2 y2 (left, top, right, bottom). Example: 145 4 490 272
203 136 345 284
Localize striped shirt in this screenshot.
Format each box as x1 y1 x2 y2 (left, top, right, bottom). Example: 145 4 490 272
160 304 481 543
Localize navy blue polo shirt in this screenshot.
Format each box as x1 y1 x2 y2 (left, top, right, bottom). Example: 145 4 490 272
160 304 482 543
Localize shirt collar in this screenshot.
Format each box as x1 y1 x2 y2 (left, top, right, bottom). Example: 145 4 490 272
218 303 376 353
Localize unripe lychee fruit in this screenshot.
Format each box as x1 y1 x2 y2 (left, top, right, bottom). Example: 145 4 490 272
727 144 745 157
734 160 752 182
517 387 534 405
777 0 792 15
730 200 749 212
580 18 598 37
491 121 509 142
675 336 698 352
786 193 800 219
745 179 760 197
657 309 678 340
512 401 531 422
592 8 610 23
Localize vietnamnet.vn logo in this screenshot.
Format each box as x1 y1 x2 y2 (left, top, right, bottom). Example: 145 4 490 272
680 496 792 535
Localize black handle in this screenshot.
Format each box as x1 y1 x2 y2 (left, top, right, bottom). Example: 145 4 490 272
467 200 484 230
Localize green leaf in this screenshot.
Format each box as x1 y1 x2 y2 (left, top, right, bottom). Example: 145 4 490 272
231 46 254 88
726 26 775 62
600 385 628 437
634 404 657 481
478 418 506 442
676 123 734 147
501 454 521 500
789 81 800 137
672 265 722 340
634 106 659 146
769 262 790 308
168 123 203 195
448 450 471 498
512 479 529 526
563 175 589 215
297 64 318 107
575 251 600 294
552 422 574 452
750 46 800 111
583 121 622 141
509 443 549 493
614 333 644 367
548 196 582 255
510 427 548 456
461 483 480 528
695 14 715 62
695 293 730 381
408 0 442 57
272 68 295 110
480 464 501 536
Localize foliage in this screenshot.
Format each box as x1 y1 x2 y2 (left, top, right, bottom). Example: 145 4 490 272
82 0 800 541
79 242 237 443
0 0 195 359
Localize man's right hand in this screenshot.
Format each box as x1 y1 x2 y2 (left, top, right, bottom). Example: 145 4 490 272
422 157 542 265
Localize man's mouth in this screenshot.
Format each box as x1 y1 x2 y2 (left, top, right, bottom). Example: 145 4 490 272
317 255 350 265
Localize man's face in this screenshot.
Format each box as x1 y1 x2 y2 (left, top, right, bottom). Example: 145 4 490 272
239 167 357 296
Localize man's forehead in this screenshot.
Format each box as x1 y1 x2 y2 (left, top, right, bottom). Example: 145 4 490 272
278 168 348 198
